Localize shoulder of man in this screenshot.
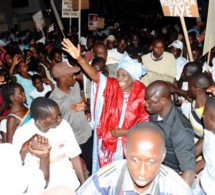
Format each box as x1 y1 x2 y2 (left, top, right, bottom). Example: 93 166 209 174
159 165 193 194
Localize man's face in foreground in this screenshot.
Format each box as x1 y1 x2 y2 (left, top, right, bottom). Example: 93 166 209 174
125 130 165 193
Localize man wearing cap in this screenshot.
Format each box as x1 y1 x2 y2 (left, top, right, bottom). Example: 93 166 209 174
49 62 93 175
169 40 188 82
141 38 177 86
169 40 189 104
106 35 116 50
106 37 129 64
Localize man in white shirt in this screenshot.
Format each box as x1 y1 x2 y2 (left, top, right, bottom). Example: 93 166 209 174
13 97 85 193
169 40 188 81
107 37 129 63
200 96 215 195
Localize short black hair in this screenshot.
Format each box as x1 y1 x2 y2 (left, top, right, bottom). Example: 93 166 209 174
91 57 106 66
189 72 213 89
50 49 62 60
184 62 202 74
152 38 164 46
30 97 59 121
117 36 128 43
2 82 24 108
126 122 165 149
205 96 215 112
31 74 42 83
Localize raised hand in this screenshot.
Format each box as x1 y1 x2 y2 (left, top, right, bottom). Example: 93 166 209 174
12 54 21 67
25 56 31 65
207 85 215 95
61 38 81 60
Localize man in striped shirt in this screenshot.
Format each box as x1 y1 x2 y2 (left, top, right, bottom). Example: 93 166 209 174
77 122 193 195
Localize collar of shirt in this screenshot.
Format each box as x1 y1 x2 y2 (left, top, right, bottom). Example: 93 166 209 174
151 52 163 61
155 104 174 125
122 168 160 195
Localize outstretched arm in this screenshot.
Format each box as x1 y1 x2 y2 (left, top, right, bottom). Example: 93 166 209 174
62 38 99 83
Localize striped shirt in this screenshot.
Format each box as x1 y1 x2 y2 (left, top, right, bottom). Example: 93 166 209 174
77 160 193 195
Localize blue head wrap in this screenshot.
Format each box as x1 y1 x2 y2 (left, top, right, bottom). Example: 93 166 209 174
117 56 147 81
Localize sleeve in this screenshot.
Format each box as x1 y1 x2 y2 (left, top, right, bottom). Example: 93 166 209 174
29 89 35 100
62 120 82 158
166 55 177 78
12 127 28 153
14 74 20 83
171 126 196 171
76 175 102 195
45 84 52 91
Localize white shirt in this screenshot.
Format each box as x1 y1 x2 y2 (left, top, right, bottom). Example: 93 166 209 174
201 129 215 195
106 48 129 65
175 56 188 81
30 84 52 100
0 143 27 195
13 119 81 192
202 58 215 81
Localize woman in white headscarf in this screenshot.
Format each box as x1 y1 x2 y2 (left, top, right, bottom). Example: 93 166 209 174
62 38 149 173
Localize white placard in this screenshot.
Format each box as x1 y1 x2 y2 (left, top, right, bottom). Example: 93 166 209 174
62 0 78 18
203 0 215 56
32 10 46 32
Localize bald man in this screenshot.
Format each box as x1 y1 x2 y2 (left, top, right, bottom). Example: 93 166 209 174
188 73 213 175
145 80 196 186
188 72 213 140
168 62 203 118
77 122 193 195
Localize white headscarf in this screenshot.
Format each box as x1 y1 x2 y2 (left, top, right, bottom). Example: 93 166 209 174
117 56 147 81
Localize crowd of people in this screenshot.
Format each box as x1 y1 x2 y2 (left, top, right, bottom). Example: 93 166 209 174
0 14 215 195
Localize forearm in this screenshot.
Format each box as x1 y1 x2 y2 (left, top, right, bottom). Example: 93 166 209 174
40 155 50 182
195 136 204 158
0 104 6 115
49 82 54 90
196 159 205 174
181 170 195 186
6 128 16 143
77 56 99 83
173 88 188 98
20 142 29 161
0 115 7 121
71 156 85 184
9 65 16 76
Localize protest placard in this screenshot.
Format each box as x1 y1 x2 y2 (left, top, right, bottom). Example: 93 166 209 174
203 0 215 56
88 14 98 31
97 17 105 29
72 0 89 10
62 0 72 18
32 10 46 32
160 0 199 17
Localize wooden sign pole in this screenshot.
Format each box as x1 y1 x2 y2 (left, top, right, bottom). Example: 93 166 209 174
50 0 65 38
206 34 213 72
180 16 193 62
69 18 72 33
41 28 45 38
78 0 81 40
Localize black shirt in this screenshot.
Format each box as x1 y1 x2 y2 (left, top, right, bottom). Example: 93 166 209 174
150 105 196 173
126 45 148 57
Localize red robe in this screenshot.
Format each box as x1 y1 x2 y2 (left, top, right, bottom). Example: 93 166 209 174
96 77 149 167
